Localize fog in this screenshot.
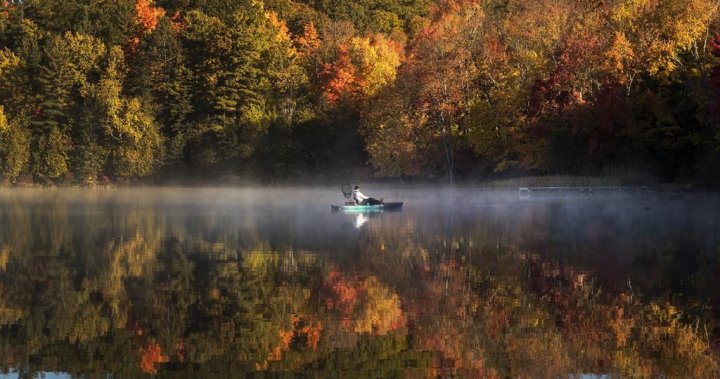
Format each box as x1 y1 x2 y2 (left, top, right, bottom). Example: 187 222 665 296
2 186 718 278
2 186 720 376
2 186 719 295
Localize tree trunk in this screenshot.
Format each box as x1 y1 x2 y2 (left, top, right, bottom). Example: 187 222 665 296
442 122 455 183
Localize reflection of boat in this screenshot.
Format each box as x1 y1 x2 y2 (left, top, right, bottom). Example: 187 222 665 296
354 213 369 228
331 202 403 212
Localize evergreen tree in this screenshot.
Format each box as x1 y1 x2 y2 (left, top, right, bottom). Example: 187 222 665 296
94 47 163 179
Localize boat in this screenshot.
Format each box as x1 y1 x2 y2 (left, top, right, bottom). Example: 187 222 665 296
331 202 403 212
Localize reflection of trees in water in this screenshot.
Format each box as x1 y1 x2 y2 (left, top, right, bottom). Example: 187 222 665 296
353 207 720 377
0 195 718 377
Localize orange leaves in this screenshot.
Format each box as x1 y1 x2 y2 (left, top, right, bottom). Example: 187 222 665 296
304 320 323 350
125 0 168 58
140 342 168 374
135 0 165 33
608 306 635 348
319 34 403 104
323 270 406 335
604 31 635 80
170 11 183 33
323 268 359 322
296 22 320 57
263 314 324 367
320 45 357 103
267 329 294 361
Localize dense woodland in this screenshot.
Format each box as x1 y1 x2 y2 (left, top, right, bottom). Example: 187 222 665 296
1 0 720 184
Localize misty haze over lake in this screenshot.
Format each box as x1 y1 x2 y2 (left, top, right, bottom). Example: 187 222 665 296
1 187 719 377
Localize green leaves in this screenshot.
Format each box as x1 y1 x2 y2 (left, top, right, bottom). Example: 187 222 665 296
0 107 30 182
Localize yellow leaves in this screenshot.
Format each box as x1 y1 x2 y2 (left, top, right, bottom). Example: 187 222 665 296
604 31 634 77
53 32 107 95
607 0 719 77
242 250 283 271
0 305 23 325
64 31 107 70
608 302 720 378
240 102 271 130
614 349 654 379
0 106 6 134
94 51 163 178
352 276 405 335
320 33 403 104
611 0 654 28
349 34 403 98
0 245 8 271
0 48 21 78
265 11 291 46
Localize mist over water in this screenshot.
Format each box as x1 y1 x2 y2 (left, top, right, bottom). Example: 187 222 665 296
1 187 720 377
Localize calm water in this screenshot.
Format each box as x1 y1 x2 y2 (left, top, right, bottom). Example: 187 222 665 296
1 187 719 378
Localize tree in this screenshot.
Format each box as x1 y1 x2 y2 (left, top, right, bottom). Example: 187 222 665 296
31 32 106 181
0 107 30 181
348 34 402 99
363 1 482 180
605 0 719 94
180 7 281 169
93 47 163 179
362 83 427 176
319 44 357 103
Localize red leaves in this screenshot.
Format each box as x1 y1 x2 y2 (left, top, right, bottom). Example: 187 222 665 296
170 11 183 33
0 1 13 19
320 45 358 103
323 269 359 324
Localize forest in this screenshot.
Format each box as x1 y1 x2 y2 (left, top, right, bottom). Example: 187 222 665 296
1 0 720 184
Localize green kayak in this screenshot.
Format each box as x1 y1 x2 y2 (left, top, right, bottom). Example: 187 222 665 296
331 202 403 212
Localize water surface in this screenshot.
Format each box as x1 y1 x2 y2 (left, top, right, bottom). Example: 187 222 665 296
1 187 719 378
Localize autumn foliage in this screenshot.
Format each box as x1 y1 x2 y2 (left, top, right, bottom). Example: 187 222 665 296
320 45 357 103
140 342 168 374
1 0 720 184
135 0 165 32
323 270 406 334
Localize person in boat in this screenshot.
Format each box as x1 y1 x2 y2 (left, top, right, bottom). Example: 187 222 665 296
353 185 383 205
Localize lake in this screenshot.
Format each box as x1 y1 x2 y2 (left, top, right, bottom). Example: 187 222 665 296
1 187 719 378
